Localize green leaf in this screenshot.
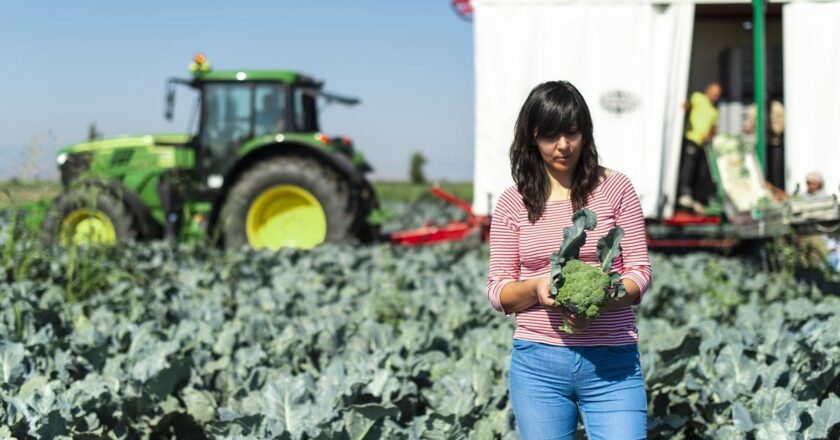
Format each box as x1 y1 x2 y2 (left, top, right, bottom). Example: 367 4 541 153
549 208 598 296
261 375 315 438
754 421 788 440
142 355 191 400
804 395 840 440
425 376 475 418
342 404 398 440
759 359 788 389
713 345 758 398
732 402 754 432
557 208 597 261
609 272 627 299
712 425 748 440
365 369 401 400
422 413 468 440
469 410 512 439
749 388 803 433
0 341 27 386
596 227 624 273
213 321 242 356
182 387 217 424
35 410 69 439
18 375 49 399
549 253 565 297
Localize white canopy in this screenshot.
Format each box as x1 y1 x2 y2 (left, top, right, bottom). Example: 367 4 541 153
472 0 840 217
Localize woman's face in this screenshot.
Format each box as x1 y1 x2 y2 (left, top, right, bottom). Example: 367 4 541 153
535 126 583 175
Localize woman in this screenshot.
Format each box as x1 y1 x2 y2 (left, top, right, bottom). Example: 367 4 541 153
486 81 652 439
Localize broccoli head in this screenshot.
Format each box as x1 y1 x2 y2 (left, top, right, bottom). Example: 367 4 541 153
549 209 624 334
554 259 611 326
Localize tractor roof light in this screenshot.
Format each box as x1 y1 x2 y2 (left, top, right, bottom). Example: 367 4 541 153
189 53 212 74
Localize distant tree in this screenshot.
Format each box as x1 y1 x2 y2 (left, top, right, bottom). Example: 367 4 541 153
88 123 101 142
409 152 427 184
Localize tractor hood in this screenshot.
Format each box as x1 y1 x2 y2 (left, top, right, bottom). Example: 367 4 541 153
55 133 195 185
58 133 192 155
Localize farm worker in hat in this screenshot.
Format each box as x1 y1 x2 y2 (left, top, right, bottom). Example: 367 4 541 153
805 171 825 197
799 171 831 269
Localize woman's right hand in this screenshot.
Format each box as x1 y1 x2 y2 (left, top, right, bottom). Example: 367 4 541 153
499 276 560 314
532 276 560 309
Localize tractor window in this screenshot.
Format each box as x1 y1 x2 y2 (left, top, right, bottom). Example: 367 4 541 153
200 83 253 175
254 84 287 137
293 87 319 132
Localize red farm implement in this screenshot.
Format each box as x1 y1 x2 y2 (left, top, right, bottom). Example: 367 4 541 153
388 186 489 246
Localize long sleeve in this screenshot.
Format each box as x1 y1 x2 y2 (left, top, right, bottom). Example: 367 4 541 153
612 176 652 303
486 189 521 315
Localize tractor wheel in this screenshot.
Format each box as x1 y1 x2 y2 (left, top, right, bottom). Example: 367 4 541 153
353 178 381 243
41 186 138 246
219 155 355 250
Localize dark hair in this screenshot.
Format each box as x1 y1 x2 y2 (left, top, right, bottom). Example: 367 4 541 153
510 80 600 223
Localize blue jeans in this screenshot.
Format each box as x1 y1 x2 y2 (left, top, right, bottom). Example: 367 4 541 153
509 339 647 440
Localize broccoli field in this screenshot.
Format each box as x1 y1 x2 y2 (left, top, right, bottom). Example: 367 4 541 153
1 205 840 439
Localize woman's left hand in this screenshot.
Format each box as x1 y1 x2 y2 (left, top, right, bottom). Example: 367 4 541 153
560 307 593 332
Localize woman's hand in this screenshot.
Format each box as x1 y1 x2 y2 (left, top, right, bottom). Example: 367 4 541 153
560 307 593 333
532 276 561 309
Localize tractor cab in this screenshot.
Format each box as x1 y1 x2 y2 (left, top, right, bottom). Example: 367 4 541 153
165 54 360 181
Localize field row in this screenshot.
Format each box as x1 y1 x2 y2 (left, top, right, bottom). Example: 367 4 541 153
0 180 473 210
1 209 839 438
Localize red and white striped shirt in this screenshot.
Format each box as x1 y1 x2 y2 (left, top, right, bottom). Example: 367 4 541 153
486 171 652 346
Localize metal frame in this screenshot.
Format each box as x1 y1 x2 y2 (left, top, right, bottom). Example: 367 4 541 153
389 187 490 246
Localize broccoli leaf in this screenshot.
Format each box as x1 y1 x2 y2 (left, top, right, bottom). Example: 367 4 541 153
610 272 627 299
549 209 596 297
549 253 565 297
596 227 624 273
557 208 597 261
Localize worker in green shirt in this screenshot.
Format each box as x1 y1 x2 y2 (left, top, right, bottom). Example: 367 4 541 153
678 81 722 212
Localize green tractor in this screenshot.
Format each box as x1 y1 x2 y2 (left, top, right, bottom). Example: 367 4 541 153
40 54 379 250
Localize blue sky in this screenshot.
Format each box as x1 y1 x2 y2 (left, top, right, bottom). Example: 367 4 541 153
0 1 474 181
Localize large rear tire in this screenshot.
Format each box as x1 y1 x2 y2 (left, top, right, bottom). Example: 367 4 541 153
219 155 356 250
353 178 381 243
41 186 138 246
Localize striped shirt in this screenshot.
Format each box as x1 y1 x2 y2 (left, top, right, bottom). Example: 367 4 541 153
486 171 652 346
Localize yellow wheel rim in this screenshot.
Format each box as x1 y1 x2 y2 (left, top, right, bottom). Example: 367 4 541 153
61 208 117 245
245 185 327 250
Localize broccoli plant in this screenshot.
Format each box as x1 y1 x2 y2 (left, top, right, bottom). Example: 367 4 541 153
549 209 625 334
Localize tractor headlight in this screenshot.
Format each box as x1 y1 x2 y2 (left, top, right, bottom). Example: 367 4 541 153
56 153 69 166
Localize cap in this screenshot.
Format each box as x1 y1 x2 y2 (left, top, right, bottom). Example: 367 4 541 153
806 171 824 184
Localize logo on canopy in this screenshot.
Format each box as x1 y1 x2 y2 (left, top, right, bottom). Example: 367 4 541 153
600 90 640 115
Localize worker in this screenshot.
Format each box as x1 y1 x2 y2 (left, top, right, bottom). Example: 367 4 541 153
255 92 286 136
799 171 831 269
678 81 722 213
804 171 826 197
744 99 785 188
